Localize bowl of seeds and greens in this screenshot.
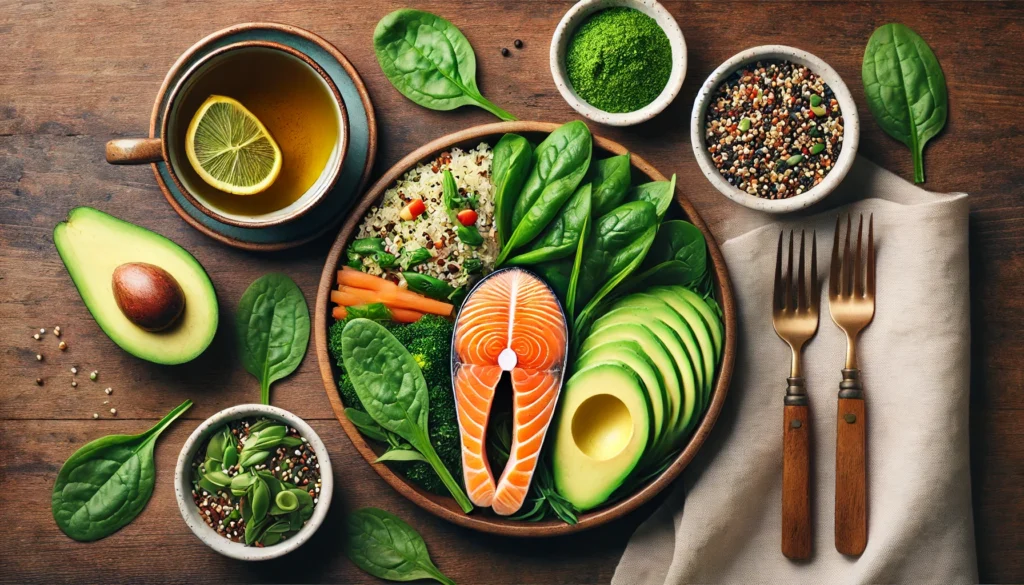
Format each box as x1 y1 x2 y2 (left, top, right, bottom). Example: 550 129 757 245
550 0 687 126
174 404 333 560
690 45 860 214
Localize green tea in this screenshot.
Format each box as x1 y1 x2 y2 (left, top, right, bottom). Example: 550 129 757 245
171 47 340 217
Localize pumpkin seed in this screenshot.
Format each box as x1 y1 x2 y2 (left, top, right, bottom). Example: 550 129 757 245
811 143 826 155
786 155 804 166
739 118 751 132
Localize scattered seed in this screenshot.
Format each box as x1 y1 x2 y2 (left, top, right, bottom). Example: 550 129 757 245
33 333 40 340
110 408 117 415
39 328 46 334
500 47 510 57
71 380 78 388
105 387 112 395
36 354 43 361
93 413 99 419
71 367 78 375
514 39 523 49
59 341 67 351
54 327 61 337
36 378 43 386
90 371 98 381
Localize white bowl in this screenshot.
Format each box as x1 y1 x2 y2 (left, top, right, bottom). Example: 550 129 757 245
174 404 333 561
690 45 860 214
550 0 686 126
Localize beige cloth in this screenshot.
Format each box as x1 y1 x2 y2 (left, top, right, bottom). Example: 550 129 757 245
612 158 978 585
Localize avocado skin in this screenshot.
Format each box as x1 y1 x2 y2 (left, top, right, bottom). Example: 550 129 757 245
54 207 219 365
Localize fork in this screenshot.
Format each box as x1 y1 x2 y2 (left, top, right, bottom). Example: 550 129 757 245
773 230 818 560
829 214 875 556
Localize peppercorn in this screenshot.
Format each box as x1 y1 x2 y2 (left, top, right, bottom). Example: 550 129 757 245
514 39 523 49
500 47 510 57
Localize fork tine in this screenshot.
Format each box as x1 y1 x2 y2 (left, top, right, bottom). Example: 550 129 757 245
867 214 875 297
854 214 864 297
811 231 818 312
774 231 784 312
830 217 840 297
842 215 853 296
797 230 807 311
786 231 795 310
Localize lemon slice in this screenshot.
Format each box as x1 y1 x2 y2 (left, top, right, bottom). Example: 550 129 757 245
185 95 282 195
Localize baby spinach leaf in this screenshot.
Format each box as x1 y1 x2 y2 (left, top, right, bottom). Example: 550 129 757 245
507 183 592 265
535 256 573 304
373 9 516 121
237 273 310 405
589 154 631 216
492 134 533 246
573 200 658 314
862 23 947 183
347 303 393 321
341 318 473 513
376 449 429 464
52 400 193 542
627 174 676 219
630 220 709 292
346 507 456 585
497 121 592 265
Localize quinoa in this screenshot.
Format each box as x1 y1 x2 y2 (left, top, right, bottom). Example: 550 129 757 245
354 144 497 289
704 60 844 199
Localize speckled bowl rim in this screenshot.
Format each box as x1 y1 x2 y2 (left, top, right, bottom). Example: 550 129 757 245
550 0 687 126
690 45 860 214
173 404 334 561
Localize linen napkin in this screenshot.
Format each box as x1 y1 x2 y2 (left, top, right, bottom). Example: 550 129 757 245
612 157 978 584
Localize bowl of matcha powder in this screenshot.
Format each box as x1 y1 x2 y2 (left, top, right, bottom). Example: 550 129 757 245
551 0 686 126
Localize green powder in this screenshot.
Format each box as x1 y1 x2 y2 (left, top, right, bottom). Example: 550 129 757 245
565 7 672 113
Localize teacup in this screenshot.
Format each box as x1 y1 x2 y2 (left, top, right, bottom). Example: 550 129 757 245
107 40 349 229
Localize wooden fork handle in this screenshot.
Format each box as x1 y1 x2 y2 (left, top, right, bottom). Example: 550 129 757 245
835 368 867 556
782 377 811 560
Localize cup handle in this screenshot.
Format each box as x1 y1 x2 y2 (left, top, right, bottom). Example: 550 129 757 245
106 138 163 165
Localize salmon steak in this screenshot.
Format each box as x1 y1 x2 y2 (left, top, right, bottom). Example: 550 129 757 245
452 268 568 515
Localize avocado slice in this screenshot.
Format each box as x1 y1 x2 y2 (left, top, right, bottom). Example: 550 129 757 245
645 288 717 407
54 207 219 365
596 300 700 441
673 287 724 361
552 363 651 511
580 322 678 455
576 341 666 454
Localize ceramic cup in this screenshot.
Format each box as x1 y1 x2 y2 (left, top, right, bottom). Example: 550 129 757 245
106 40 349 228
174 404 333 561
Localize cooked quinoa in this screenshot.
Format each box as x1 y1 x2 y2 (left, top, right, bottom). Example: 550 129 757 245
354 144 497 289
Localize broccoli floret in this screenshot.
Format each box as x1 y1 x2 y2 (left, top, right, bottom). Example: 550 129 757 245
327 314 461 494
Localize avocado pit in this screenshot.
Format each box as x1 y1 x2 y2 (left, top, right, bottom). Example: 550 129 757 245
112 262 185 331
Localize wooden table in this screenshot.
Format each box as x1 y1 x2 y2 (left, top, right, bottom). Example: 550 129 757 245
1 1 1021 582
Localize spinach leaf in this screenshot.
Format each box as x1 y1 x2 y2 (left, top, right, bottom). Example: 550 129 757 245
346 507 456 585
639 219 708 285
403 272 456 302
507 183 591 265
492 134 533 247
347 303 393 321
399 247 433 270
589 154 631 216
627 174 676 219
341 318 474 513
345 407 391 443
573 200 658 314
237 273 310 405
862 23 947 183
375 449 429 464
52 400 193 541
535 257 573 304
442 170 483 246
497 121 592 265
373 9 516 121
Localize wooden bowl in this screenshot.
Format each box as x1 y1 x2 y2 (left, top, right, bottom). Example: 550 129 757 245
314 121 736 537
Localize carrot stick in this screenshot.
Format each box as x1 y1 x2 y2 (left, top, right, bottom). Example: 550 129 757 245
389 307 426 323
333 285 453 317
337 267 399 292
332 306 347 320
331 289 368 306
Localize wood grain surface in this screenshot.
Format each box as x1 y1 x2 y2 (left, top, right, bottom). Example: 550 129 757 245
1 1 1021 583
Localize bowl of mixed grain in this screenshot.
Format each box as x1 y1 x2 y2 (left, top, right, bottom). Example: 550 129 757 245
690 46 859 214
174 404 333 560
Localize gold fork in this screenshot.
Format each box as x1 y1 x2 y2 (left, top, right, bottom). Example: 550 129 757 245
773 230 818 560
829 214 875 556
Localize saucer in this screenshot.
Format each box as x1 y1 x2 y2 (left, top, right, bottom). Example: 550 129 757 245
149 23 377 251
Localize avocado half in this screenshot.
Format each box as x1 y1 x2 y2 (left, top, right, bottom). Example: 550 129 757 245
54 207 218 365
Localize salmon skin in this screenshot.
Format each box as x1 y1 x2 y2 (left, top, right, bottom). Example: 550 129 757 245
452 268 568 515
